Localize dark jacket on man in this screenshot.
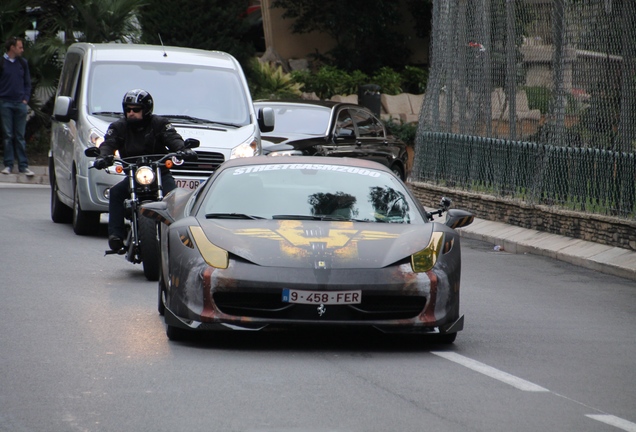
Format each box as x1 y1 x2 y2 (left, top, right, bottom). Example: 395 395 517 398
0 55 31 102
100 115 185 173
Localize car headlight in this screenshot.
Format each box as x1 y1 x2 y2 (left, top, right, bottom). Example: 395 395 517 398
135 166 155 185
411 232 444 273
230 137 260 159
189 226 229 269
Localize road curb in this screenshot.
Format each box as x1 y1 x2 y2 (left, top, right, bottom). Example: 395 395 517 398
0 165 49 185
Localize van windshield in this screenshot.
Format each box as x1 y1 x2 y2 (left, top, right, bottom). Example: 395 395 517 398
88 62 250 126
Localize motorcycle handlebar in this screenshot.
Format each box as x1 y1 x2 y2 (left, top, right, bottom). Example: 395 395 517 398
90 152 183 171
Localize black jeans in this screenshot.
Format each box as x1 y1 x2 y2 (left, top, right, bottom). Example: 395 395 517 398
108 172 177 238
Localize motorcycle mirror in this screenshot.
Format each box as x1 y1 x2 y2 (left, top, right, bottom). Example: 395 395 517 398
184 138 200 149
84 147 100 157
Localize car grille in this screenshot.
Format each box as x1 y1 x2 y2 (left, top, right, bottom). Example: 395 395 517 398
213 292 427 321
170 151 224 176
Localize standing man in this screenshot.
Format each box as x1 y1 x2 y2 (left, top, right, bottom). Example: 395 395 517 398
0 36 34 176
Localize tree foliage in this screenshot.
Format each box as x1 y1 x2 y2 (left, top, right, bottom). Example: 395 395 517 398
271 0 418 74
137 0 255 66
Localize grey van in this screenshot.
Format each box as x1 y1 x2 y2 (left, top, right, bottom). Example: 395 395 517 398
50 43 274 235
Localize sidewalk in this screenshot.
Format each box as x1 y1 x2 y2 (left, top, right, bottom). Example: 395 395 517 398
0 165 48 185
3 165 635 282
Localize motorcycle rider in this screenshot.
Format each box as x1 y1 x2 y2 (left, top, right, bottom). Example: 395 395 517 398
93 89 197 252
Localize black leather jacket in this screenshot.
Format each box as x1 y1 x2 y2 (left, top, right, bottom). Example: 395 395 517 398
100 115 185 160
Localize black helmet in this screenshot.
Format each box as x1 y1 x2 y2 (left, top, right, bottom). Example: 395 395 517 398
122 89 153 117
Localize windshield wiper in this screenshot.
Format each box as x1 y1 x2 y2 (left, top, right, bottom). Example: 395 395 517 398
92 111 122 116
205 213 264 220
162 115 241 128
272 214 371 222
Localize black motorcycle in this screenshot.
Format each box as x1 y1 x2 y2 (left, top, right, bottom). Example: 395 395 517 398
84 139 199 281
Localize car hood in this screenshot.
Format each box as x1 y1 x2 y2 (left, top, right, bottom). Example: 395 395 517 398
261 134 327 152
174 123 257 155
87 114 115 136
199 219 434 269
88 115 258 156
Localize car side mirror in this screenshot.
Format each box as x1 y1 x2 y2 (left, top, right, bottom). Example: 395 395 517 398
445 209 474 229
140 201 174 225
53 96 77 122
258 107 274 133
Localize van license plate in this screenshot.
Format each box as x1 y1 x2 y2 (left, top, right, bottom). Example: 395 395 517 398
176 178 204 190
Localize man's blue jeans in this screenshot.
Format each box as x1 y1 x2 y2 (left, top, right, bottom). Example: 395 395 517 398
0 100 29 171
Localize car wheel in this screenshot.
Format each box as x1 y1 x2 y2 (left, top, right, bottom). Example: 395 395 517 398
72 175 100 235
157 265 167 316
391 164 405 181
139 215 160 281
50 161 72 224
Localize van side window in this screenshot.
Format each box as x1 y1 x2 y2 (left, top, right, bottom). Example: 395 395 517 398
58 52 81 97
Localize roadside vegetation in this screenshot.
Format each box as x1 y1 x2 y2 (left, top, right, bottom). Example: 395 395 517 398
0 0 432 164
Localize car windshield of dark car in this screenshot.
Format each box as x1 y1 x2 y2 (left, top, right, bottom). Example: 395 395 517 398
88 62 250 126
199 163 424 224
263 105 331 135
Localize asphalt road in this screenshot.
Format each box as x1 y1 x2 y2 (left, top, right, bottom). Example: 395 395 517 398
1 184 635 432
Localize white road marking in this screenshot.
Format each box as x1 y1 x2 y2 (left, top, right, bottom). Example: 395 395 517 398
586 415 636 432
431 351 549 392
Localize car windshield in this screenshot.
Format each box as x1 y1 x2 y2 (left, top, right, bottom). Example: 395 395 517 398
88 62 250 126
261 104 331 135
198 163 424 224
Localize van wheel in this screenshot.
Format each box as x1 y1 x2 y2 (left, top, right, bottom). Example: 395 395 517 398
72 175 100 235
50 161 72 223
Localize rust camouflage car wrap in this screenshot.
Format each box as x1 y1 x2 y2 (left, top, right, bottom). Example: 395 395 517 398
142 156 472 342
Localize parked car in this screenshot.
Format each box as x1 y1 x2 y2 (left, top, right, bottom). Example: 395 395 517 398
141 156 474 343
255 100 410 181
50 43 274 235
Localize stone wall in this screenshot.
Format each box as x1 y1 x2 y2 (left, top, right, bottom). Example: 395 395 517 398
409 182 636 252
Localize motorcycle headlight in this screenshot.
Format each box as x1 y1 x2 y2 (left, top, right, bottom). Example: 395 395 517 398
135 166 155 185
230 136 260 159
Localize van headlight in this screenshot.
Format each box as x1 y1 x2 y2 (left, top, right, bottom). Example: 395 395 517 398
231 136 260 158
135 166 155 185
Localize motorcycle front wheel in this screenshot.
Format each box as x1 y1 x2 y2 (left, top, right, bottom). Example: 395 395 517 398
138 214 160 281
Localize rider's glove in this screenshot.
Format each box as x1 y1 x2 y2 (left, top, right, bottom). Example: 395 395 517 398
177 148 198 162
93 157 109 170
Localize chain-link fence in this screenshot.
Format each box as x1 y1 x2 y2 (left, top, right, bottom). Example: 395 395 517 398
414 0 636 220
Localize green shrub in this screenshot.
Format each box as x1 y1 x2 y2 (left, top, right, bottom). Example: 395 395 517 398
401 66 429 94
247 59 303 100
383 118 417 146
371 67 403 95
